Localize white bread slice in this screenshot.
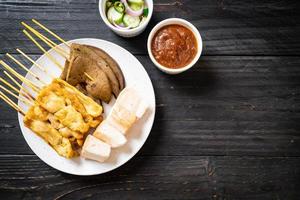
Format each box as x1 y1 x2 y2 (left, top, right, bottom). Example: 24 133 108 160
93 120 127 148
81 135 111 162
108 105 136 134
135 100 148 119
115 87 148 119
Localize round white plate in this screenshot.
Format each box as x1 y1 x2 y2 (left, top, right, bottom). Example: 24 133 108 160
18 38 155 175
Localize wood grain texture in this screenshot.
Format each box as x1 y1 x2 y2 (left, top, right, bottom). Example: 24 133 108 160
0 0 300 199
0 155 299 200
0 0 300 55
0 55 299 156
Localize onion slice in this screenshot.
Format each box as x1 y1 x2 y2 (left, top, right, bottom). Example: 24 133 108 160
121 0 144 17
112 21 131 30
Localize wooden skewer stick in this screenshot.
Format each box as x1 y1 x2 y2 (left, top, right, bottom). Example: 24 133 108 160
36 31 69 59
0 84 33 106
0 77 21 94
21 22 69 59
65 60 72 81
4 71 35 101
16 49 56 79
84 72 94 81
36 34 69 60
3 71 35 101
0 77 33 102
21 22 69 57
38 32 69 56
0 60 40 91
6 53 47 86
0 60 40 93
0 93 22 113
23 30 64 70
0 91 25 115
31 19 70 47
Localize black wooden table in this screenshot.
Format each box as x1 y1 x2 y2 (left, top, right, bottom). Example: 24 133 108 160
0 0 300 199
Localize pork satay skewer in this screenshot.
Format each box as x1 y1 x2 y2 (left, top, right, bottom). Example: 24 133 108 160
0 91 25 115
6 53 47 86
0 84 33 106
4 71 35 101
31 19 70 48
16 49 56 79
0 77 33 101
23 30 64 70
0 60 40 93
21 22 69 59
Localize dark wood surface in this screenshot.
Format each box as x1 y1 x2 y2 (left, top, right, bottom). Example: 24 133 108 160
0 0 299 199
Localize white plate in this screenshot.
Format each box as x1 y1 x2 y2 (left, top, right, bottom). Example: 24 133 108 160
17 38 155 175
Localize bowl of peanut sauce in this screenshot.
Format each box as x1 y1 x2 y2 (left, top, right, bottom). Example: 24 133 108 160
147 18 202 74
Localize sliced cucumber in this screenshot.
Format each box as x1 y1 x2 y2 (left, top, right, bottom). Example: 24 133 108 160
114 1 125 13
123 14 141 28
129 2 143 11
107 7 123 25
128 0 144 6
106 1 113 9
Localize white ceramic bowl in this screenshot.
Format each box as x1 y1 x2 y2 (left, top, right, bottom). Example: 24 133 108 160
147 18 203 74
99 0 153 38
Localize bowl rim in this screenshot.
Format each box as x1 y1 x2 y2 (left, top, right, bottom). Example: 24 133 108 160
99 0 153 33
147 18 203 74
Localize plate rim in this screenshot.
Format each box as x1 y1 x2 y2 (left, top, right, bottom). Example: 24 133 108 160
17 38 156 176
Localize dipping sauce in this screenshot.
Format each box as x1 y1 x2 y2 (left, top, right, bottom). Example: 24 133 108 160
151 25 198 69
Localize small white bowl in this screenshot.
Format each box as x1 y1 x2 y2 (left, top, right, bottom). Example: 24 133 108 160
147 18 203 74
99 0 153 38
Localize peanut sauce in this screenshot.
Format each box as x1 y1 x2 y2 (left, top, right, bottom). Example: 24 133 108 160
151 25 198 69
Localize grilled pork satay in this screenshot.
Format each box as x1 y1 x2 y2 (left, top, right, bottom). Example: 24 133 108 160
23 79 103 158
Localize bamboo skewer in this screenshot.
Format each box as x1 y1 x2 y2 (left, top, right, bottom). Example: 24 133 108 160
23 30 64 70
0 60 40 90
84 72 94 81
0 84 33 106
37 32 69 59
66 61 72 81
16 49 56 79
0 91 25 115
21 22 69 59
0 77 21 95
13 72 40 93
0 77 33 101
38 32 68 54
6 53 47 86
4 71 35 101
21 22 69 55
0 93 21 113
32 19 70 48
0 60 40 93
